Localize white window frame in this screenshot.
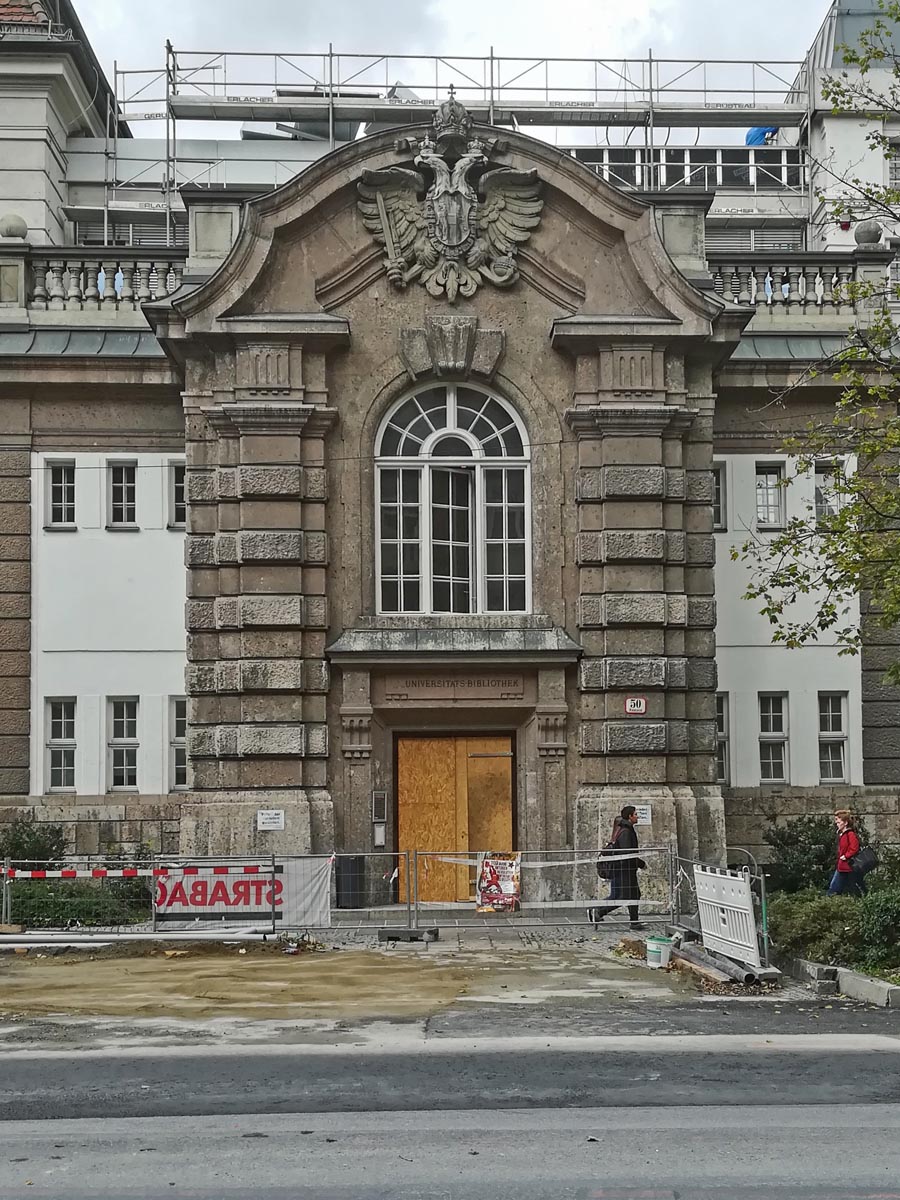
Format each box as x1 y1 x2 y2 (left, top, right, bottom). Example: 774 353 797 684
818 691 848 784
106 459 138 529
45 697 76 793
375 384 532 616
755 463 785 529
712 464 726 531
168 459 186 529
758 692 789 784
170 696 188 792
814 459 845 524
107 697 139 792
715 692 730 785
45 459 76 529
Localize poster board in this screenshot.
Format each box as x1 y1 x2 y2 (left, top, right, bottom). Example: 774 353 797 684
475 852 521 913
154 858 333 929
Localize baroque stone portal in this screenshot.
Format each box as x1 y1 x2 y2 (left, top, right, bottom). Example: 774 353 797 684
357 89 543 302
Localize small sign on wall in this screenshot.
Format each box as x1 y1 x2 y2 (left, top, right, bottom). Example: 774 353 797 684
634 804 653 826
257 809 285 832
624 696 647 715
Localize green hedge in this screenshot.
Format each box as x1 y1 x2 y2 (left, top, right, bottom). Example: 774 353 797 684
768 887 900 971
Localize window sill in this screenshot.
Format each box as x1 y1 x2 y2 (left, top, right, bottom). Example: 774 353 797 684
712 525 727 534
167 523 186 532
108 787 139 794
105 524 141 532
45 788 76 795
756 524 785 533
44 524 77 533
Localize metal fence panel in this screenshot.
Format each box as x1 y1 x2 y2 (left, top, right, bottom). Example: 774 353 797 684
693 864 762 970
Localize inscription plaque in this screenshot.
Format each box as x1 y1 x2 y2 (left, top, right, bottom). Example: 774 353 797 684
383 673 525 702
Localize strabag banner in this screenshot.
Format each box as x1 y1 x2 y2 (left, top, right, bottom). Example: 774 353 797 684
154 858 333 929
476 852 521 912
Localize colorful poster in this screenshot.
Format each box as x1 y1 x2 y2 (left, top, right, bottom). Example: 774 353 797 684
476 852 521 913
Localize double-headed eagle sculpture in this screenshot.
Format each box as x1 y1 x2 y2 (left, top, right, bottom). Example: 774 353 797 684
358 89 544 303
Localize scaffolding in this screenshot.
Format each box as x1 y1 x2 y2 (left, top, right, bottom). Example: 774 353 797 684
106 47 814 247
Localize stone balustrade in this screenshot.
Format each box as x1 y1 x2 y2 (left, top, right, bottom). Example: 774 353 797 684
706 251 865 313
26 248 188 311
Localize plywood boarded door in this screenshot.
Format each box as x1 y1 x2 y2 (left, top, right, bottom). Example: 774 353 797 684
397 735 513 903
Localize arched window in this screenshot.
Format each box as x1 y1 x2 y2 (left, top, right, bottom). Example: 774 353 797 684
376 384 531 614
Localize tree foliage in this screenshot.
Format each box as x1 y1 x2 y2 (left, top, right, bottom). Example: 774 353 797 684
736 1 900 681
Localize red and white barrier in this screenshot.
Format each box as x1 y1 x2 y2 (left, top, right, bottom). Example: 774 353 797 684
4 864 266 880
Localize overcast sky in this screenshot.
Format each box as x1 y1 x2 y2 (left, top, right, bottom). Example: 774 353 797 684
77 1 834 78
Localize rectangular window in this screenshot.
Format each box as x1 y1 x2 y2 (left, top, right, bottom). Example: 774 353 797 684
815 461 843 523
108 461 137 527
46 698 76 792
819 692 848 783
431 467 473 613
169 462 186 528
47 461 76 527
108 697 138 790
170 696 187 791
715 693 730 785
755 465 785 528
759 692 788 783
712 465 726 531
483 467 528 612
378 467 421 613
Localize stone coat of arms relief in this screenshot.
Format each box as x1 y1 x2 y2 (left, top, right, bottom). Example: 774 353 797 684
358 89 544 302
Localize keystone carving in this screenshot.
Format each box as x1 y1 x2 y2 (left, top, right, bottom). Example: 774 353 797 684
358 90 543 303
399 314 505 380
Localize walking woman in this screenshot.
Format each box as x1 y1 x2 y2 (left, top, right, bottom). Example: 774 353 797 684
592 805 646 930
827 809 866 897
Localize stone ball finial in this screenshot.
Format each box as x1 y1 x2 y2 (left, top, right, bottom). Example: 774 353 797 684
854 218 883 245
0 213 28 239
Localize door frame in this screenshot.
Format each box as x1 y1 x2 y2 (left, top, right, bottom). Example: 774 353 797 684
391 729 519 858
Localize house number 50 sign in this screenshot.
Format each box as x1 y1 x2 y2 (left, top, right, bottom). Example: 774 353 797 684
624 697 647 715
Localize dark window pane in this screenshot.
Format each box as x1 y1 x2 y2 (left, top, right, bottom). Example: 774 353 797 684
381 580 399 612
433 507 450 541
403 580 420 611
381 543 398 575
401 471 419 502
434 544 451 577
380 427 401 456
508 579 526 610
452 545 469 578
451 473 470 506
470 416 493 444
486 579 505 610
401 508 419 538
433 581 451 611
402 543 419 574
508 543 526 576
433 471 449 504
507 507 525 539
452 510 468 542
408 415 434 445
433 436 472 457
486 543 504 574
501 429 523 456
485 470 503 503
507 470 525 503
381 471 398 502
481 435 503 456
485 507 504 538
452 581 471 612
381 508 398 539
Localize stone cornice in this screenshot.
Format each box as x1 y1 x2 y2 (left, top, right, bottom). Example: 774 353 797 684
565 404 696 437
204 401 339 436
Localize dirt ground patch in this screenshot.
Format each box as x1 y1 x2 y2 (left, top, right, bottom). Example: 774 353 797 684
0 942 695 1021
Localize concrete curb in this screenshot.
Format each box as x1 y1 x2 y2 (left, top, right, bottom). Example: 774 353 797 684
775 952 900 1007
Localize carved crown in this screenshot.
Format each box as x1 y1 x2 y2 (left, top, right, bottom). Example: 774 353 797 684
433 86 472 154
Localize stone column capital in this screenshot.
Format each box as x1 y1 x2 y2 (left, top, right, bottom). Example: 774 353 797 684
204 401 339 437
565 404 695 438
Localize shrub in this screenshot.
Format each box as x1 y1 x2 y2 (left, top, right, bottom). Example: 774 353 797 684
768 889 863 965
858 889 900 969
763 813 873 894
0 813 65 869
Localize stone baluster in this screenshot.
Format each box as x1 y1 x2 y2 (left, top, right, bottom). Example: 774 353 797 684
786 263 802 309
153 260 171 300
172 262 184 293
65 259 83 308
30 258 49 309
711 265 725 297
770 264 786 308
47 259 66 309
736 261 752 305
136 262 152 303
83 261 100 308
119 260 136 308
100 260 118 307
836 263 854 314
821 262 836 309
752 263 766 308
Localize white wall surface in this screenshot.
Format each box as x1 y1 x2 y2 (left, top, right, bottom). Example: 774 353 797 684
713 452 863 787
30 452 188 796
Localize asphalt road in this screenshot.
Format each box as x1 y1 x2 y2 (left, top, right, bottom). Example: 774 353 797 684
3 1034 900 1120
2 1106 900 1199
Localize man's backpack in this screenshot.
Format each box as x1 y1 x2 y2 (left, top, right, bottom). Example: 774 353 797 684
596 834 619 880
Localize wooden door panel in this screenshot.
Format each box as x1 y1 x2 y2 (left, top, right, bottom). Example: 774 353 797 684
397 737 464 903
465 736 513 855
